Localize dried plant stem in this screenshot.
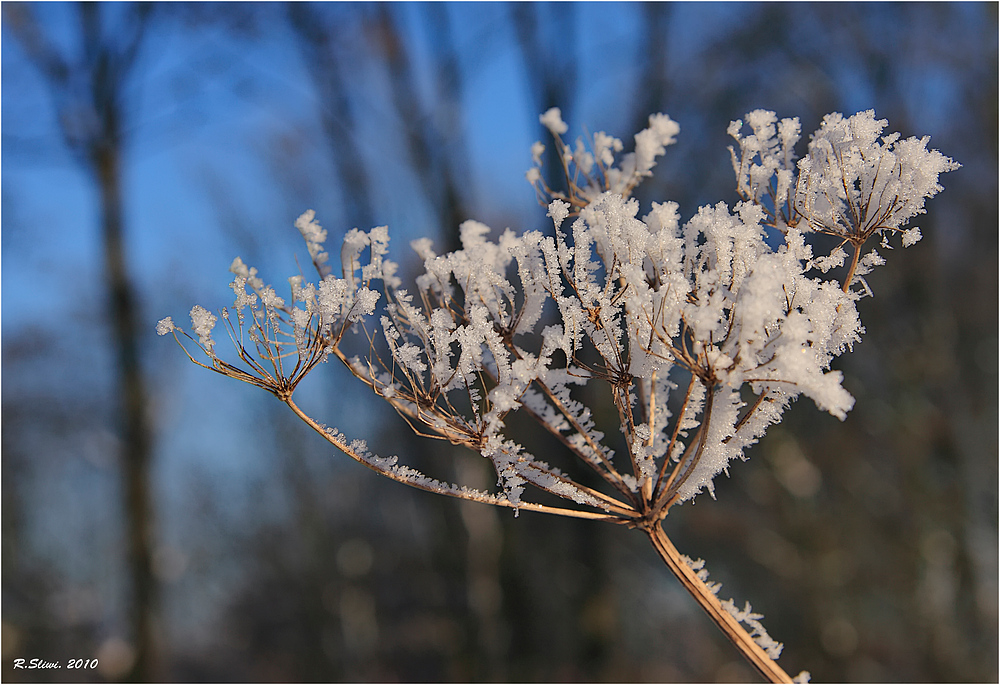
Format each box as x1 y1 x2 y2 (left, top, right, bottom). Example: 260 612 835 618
842 240 863 293
645 523 793 684
283 396 629 523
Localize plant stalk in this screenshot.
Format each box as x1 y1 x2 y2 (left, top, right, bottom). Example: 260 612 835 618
645 523 794 684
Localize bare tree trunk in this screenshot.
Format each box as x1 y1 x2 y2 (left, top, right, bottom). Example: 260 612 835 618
630 4 672 138
5 4 158 678
287 4 375 231
376 4 471 253
509 3 578 195
93 137 157 681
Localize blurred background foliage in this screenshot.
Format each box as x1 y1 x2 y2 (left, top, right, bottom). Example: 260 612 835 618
2 2 996 682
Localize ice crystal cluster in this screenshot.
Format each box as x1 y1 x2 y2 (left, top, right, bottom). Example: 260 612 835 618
160 107 956 521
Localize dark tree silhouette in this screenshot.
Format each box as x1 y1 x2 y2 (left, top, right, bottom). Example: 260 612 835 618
4 4 158 680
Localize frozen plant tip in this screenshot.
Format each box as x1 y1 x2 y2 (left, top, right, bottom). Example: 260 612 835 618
161 109 956 682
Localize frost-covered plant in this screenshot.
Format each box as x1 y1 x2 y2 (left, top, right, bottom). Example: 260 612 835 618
160 107 957 682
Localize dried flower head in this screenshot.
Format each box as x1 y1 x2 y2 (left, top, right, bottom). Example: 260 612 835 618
161 109 956 682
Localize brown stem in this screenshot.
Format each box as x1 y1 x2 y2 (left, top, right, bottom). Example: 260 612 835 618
653 372 697 499
657 385 715 514
645 523 794 684
843 241 863 293
283 396 635 523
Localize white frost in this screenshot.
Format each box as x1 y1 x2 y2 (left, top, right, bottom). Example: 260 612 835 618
161 107 955 531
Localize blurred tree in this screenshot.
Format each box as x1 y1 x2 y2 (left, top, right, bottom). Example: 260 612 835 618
3 3 159 680
510 2 578 196
286 3 375 233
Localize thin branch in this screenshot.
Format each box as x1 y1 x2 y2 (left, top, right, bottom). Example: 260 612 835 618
645 524 794 684
284 396 628 523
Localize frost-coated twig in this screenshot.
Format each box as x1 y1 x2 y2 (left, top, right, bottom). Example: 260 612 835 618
645 523 796 683
160 107 957 681
283 395 630 523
